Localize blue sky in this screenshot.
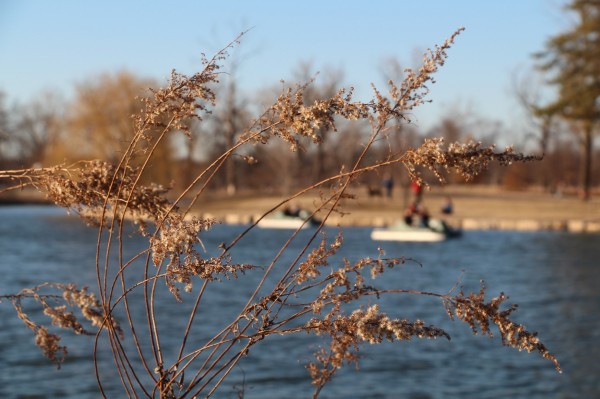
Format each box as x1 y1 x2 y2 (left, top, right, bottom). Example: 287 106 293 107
1 0 569 140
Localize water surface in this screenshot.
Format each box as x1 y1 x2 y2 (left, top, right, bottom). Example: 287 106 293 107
0 206 598 398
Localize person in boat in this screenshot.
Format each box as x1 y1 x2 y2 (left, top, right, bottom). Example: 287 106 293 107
403 201 418 225
283 204 317 223
410 179 423 204
403 201 430 228
440 196 453 215
417 203 430 227
403 207 414 225
283 204 301 217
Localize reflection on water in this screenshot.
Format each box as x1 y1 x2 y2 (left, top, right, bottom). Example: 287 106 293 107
0 206 599 398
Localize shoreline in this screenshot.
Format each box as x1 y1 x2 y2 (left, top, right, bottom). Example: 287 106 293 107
199 212 600 233
2 185 599 232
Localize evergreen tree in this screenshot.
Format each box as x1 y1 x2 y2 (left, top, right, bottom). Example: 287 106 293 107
536 0 600 200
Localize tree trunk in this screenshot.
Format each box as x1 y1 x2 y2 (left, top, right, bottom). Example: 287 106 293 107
224 82 237 196
579 122 593 201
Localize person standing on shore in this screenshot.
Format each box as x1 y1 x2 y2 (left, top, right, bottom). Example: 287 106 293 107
382 173 394 198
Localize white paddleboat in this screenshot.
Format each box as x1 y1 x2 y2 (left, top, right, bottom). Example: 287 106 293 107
257 211 318 230
371 219 461 242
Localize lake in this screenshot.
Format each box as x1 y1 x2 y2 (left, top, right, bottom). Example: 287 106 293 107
0 205 599 398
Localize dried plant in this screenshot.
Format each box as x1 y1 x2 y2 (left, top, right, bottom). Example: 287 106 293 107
0 28 560 399
3 283 122 368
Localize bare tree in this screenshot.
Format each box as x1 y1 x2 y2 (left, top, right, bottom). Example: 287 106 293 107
378 56 423 201
0 92 60 168
512 70 558 156
63 71 177 185
15 92 65 166
0 92 12 168
291 62 345 186
66 71 155 163
511 70 566 190
204 69 251 194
